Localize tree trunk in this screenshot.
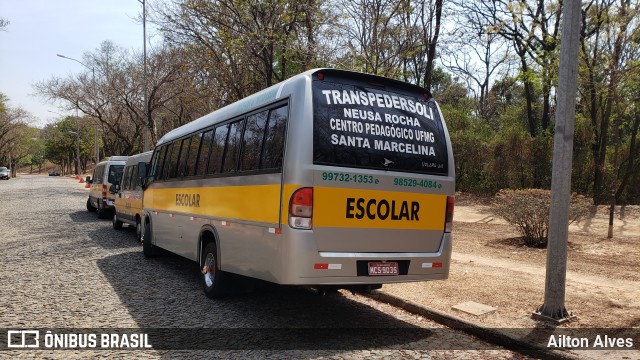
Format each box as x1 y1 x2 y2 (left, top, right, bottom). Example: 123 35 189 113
423 0 443 93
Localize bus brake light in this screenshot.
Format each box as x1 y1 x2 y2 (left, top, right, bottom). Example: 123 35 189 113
444 196 454 233
289 187 313 230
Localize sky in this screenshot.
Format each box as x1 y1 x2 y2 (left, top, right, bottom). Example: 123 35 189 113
0 0 152 127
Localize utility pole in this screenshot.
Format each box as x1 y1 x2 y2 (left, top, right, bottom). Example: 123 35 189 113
532 0 581 323
56 54 100 164
140 0 151 151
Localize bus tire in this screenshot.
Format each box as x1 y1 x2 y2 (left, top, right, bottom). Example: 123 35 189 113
142 220 157 258
87 198 96 212
201 242 226 299
135 217 142 242
112 213 123 230
96 200 108 219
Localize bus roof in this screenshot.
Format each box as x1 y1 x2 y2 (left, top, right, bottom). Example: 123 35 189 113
124 151 153 166
156 68 431 146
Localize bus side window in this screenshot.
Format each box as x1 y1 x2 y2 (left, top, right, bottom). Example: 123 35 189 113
222 119 245 173
168 141 184 179
154 145 168 181
196 130 213 176
94 165 104 183
176 137 192 178
207 125 229 175
262 105 288 169
131 165 141 191
240 110 268 171
185 133 202 177
128 166 135 190
160 143 175 180
122 166 131 191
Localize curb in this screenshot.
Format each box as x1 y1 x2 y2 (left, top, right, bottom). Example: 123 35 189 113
366 290 581 360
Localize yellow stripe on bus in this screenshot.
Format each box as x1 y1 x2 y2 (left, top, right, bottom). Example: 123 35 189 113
314 187 446 230
145 184 286 224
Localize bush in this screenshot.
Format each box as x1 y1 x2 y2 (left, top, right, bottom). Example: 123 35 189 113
491 189 592 248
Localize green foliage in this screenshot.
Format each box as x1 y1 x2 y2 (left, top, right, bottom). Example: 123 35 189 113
491 189 592 248
43 117 78 167
442 103 492 194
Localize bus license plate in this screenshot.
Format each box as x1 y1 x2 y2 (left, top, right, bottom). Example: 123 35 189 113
368 262 399 276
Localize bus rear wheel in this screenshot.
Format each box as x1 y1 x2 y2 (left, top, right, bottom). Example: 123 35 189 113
112 213 123 230
135 218 142 242
96 200 108 219
202 243 227 299
86 198 96 212
142 220 157 258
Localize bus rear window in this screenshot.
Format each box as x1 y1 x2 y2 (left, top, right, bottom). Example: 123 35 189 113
108 165 125 184
312 77 449 175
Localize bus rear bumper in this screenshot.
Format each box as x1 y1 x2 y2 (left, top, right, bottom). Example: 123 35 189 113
279 233 452 286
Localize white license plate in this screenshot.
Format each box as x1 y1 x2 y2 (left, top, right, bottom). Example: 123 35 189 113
367 262 399 276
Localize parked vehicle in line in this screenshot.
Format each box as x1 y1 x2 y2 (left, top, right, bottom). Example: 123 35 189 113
0 167 10 180
86 156 127 219
138 69 455 298
112 151 153 241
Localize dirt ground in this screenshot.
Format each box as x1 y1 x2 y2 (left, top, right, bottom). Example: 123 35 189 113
383 193 640 330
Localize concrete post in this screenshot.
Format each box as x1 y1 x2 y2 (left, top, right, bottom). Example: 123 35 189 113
532 0 582 323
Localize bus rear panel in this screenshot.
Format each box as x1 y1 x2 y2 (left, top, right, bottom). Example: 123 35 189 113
276 69 454 286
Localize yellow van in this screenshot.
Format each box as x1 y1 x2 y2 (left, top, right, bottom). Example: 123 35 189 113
86 156 127 219
113 151 153 241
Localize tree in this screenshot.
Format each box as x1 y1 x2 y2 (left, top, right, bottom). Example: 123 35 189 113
442 0 511 120
579 0 640 203
151 0 315 101
42 118 82 175
337 0 405 77
0 93 33 175
34 41 193 153
0 17 9 31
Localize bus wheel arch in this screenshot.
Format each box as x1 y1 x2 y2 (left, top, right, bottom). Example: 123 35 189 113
198 226 221 267
142 215 157 258
199 226 226 298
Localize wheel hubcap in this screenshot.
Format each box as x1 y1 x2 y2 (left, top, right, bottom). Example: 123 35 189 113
203 253 216 287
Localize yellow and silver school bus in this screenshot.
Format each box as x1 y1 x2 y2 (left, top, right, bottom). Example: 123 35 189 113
139 69 455 298
113 151 153 241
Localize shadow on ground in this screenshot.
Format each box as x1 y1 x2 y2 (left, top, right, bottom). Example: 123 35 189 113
95 249 459 356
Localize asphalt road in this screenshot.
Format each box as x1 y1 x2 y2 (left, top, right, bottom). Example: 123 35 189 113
0 175 530 359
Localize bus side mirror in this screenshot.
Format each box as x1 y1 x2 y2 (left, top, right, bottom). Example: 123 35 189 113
138 162 149 188
86 176 92 184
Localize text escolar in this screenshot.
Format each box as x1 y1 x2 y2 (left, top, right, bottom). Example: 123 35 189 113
346 197 419 221
176 193 201 207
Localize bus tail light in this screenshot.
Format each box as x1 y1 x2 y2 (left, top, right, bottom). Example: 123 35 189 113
289 187 313 230
102 184 108 200
444 196 454 233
